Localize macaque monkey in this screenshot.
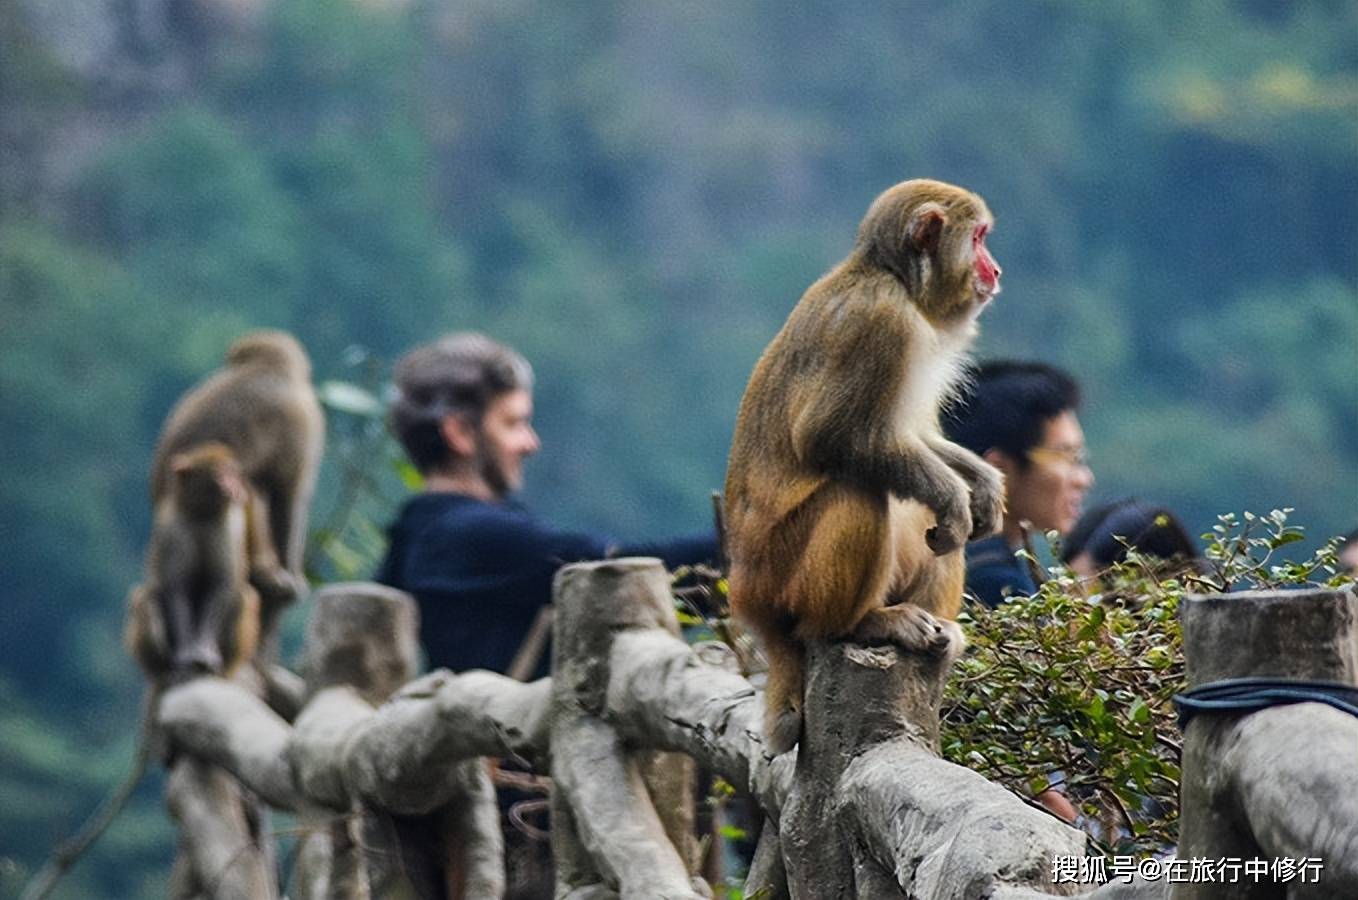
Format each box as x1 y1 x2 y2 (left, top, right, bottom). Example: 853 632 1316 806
146 329 324 645
126 443 261 677
724 179 1006 754
37 446 264 900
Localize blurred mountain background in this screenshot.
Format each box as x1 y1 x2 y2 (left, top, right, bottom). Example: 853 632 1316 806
1 0 1354 894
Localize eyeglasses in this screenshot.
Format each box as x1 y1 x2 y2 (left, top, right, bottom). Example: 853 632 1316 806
1027 445 1091 469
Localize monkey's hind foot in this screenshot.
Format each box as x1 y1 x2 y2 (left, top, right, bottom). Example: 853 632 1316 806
764 705 801 757
853 605 962 659
757 629 805 756
172 643 224 679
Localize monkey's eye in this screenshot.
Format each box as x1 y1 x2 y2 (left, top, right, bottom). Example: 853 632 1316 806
973 224 989 243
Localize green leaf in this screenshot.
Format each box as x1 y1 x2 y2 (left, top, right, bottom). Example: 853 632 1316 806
1087 694 1106 721
318 379 384 417
396 460 424 490
1130 698 1151 724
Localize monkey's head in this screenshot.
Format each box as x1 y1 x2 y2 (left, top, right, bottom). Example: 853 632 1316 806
855 179 1001 325
226 330 312 380
171 443 248 517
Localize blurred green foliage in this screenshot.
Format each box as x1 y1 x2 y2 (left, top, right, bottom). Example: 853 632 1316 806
1 0 1354 894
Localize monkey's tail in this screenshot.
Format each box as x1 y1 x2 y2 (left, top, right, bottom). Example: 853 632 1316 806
759 628 805 756
19 687 160 900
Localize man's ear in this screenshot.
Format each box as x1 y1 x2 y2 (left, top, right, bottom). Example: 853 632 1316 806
439 414 478 458
983 447 1017 480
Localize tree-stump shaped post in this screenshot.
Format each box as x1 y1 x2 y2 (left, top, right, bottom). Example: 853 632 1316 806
549 558 707 899
292 582 504 900
165 755 277 900
779 637 949 897
164 654 279 899
290 582 418 898
1176 587 1358 899
300 583 422 704
765 628 1087 899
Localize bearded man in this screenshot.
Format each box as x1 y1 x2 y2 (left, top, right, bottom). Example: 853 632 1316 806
378 332 714 679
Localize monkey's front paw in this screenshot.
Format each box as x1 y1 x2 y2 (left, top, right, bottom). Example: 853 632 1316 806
926 493 972 556
853 604 956 655
251 567 305 606
967 465 1005 540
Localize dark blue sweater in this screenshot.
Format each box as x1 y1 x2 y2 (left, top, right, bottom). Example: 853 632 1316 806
376 492 715 675
964 534 1038 608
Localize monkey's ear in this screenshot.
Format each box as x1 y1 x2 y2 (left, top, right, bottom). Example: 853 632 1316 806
909 204 947 255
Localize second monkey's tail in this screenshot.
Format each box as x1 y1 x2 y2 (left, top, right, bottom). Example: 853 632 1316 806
758 627 805 755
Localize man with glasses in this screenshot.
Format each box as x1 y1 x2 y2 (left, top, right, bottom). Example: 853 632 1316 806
942 360 1095 608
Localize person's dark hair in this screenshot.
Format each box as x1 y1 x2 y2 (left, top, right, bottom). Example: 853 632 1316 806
1060 499 1121 563
388 333 534 474
1060 498 1199 569
942 360 1081 468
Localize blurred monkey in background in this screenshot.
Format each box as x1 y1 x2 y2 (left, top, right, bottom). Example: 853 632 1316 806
126 442 260 678
145 329 324 654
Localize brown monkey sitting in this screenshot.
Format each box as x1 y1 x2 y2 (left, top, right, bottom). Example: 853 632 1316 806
147 330 324 646
126 443 261 678
724 179 1006 754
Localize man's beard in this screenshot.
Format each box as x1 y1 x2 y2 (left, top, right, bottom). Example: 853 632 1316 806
475 440 515 499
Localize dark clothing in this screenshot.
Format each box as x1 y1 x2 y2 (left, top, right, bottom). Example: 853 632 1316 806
964 534 1038 608
376 492 715 675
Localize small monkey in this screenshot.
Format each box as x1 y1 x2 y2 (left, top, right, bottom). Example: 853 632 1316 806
147 329 324 644
126 442 260 677
36 446 262 900
724 179 1006 753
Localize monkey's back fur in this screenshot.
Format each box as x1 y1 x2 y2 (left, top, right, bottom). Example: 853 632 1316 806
150 330 323 504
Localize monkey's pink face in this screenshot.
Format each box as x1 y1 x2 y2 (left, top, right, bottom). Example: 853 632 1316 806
972 224 1001 304
172 452 247 506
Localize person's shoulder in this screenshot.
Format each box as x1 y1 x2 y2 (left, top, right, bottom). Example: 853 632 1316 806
965 534 1017 570
964 536 1034 608
408 493 608 562
414 494 530 541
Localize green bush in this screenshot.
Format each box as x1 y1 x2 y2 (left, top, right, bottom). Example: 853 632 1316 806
941 510 1353 854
